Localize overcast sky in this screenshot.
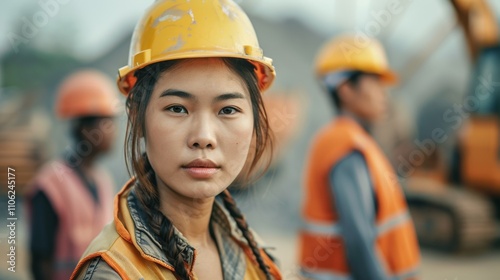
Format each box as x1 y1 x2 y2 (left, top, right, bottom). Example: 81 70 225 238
0 0 499 60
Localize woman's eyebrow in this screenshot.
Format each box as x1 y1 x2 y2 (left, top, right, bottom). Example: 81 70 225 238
214 92 245 102
159 89 196 100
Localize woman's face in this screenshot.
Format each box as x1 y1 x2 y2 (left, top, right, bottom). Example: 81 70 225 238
144 58 254 200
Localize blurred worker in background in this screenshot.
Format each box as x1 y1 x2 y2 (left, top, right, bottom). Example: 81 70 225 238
26 70 118 280
299 35 420 280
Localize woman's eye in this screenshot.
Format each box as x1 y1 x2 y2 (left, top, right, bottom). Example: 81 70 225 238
166 105 187 114
219 107 238 115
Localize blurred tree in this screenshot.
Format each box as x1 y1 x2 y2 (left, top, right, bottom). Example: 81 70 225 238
2 48 80 90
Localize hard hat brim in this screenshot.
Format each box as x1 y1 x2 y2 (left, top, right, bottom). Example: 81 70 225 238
379 69 398 85
117 52 275 96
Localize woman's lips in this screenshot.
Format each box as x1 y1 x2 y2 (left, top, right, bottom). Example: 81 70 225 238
182 167 220 179
182 158 220 179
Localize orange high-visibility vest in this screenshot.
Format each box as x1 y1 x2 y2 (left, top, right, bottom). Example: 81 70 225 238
27 160 114 280
299 117 420 280
70 180 282 280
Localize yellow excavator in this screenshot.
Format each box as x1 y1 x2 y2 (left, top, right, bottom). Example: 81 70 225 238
404 0 500 252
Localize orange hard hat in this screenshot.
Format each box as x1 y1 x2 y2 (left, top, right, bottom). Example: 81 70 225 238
55 70 118 119
117 0 275 95
315 34 397 85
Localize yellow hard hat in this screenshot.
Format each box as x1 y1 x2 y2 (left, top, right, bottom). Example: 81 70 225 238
315 34 397 85
56 70 118 119
117 0 275 95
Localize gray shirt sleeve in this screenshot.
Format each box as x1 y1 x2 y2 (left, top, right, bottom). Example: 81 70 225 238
74 257 122 280
329 151 388 280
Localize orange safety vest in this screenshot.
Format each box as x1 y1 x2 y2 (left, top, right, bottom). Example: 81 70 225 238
70 179 282 280
27 160 114 280
299 117 420 280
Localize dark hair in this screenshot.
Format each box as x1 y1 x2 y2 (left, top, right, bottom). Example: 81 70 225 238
327 71 367 110
124 58 273 280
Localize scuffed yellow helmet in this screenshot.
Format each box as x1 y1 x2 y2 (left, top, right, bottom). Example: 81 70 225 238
117 0 275 95
315 34 397 85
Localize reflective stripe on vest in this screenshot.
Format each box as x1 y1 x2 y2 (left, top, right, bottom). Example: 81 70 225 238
303 211 411 237
301 210 418 280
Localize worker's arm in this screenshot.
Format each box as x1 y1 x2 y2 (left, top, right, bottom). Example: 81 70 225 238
30 190 58 280
329 151 388 280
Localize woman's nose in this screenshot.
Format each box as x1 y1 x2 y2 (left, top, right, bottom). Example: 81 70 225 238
187 116 217 150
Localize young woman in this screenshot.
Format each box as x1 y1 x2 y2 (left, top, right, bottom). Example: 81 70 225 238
71 0 282 279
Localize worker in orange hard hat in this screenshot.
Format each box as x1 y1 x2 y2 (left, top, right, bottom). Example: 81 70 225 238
299 34 421 280
26 69 118 280
70 0 281 280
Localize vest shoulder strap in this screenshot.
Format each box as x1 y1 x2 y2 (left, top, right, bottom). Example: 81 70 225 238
71 223 176 280
103 237 176 280
308 118 371 181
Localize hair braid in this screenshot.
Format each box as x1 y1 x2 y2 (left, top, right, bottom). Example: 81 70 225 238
135 156 192 280
221 190 272 280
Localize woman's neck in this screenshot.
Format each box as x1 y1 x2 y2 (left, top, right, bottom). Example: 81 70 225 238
157 181 215 247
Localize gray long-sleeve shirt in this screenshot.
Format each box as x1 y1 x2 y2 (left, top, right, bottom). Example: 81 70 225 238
329 151 388 280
